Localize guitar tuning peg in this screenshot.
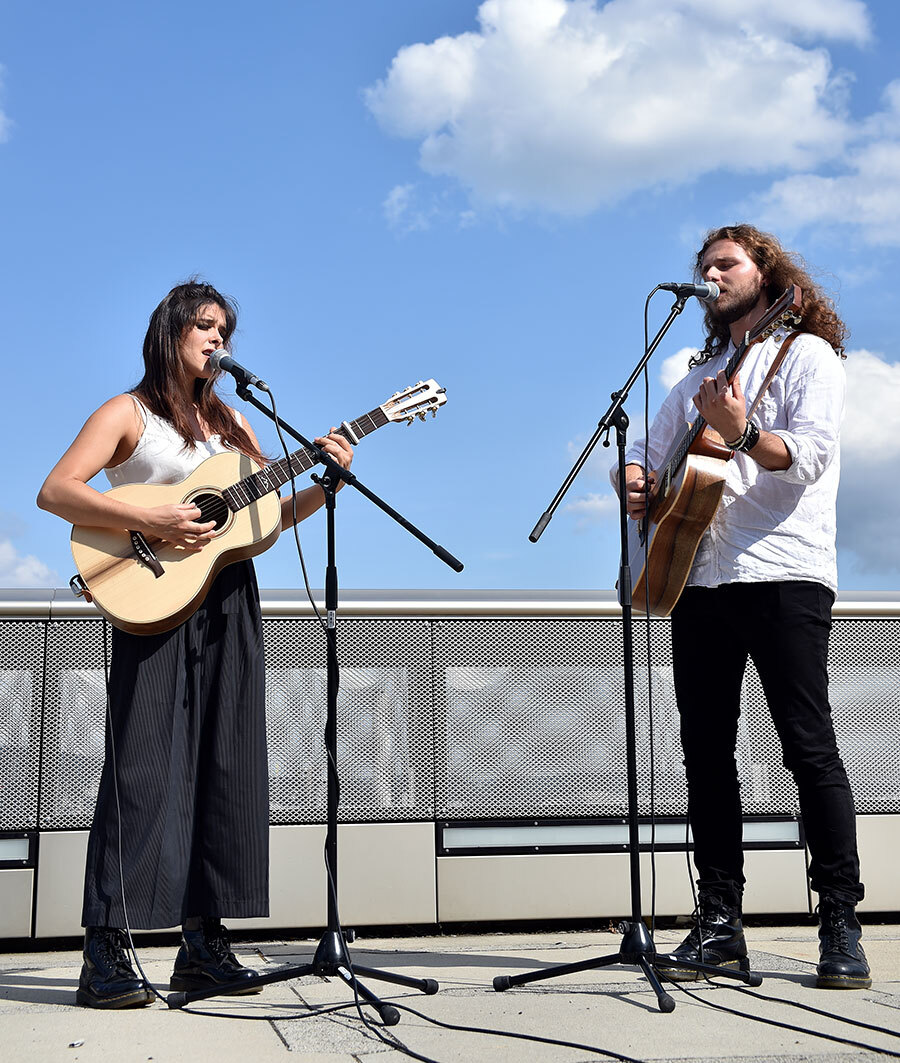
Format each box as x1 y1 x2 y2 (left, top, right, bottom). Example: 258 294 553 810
430 407 437 418
417 410 426 421
392 391 400 399
406 416 414 425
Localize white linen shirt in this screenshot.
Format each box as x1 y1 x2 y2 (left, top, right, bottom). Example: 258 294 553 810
613 331 845 593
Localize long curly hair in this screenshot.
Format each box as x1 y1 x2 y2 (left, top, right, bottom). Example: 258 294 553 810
690 224 847 366
133 280 266 463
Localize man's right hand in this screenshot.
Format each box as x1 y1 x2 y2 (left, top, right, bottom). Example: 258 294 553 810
624 464 656 521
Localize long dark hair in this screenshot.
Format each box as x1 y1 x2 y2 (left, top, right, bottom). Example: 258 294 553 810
133 280 266 462
690 224 847 367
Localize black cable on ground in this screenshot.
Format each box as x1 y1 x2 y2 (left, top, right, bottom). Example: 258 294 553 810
664 976 900 1058
179 992 646 1063
722 979 900 1041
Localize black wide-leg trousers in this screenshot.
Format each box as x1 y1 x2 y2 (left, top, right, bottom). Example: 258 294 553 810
82 561 270 930
670 580 863 907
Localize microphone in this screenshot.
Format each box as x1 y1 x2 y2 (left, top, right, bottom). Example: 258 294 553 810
208 350 270 392
659 281 720 302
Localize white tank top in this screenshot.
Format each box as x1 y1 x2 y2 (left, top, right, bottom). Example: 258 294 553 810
105 396 240 488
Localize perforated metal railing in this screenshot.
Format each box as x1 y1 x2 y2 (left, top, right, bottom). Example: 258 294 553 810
0 621 45 832
1 590 898 832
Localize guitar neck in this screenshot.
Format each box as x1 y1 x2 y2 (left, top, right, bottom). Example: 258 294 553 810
665 341 748 474
223 405 389 512
656 284 801 488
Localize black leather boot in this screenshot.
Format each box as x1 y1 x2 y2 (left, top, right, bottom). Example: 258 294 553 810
816 896 871 989
657 893 748 981
170 918 262 994
76 927 153 1009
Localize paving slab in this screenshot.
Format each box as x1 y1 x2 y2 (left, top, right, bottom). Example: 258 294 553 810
1 926 898 1063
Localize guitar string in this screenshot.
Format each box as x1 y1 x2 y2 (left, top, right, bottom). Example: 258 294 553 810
190 414 386 525
661 304 792 484
136 407 401 554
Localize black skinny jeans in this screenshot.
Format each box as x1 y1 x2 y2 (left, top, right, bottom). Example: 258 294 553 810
670 581 863 908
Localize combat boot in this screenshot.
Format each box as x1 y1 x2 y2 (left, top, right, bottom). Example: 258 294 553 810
816 896 871 989
657 893 748 980
170 918 262 994
76 926 153 1009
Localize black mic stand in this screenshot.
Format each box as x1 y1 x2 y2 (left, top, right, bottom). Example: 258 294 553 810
168 384 463 1024
493 292 762 1012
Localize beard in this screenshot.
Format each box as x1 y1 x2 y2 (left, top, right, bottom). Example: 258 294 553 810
709 280 765 325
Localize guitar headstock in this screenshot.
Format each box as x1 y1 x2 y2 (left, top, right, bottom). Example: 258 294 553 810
381 379 448 424
745 284 803 347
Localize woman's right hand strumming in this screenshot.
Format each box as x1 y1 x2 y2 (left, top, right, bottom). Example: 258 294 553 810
39 396 210 552
138 503 217 551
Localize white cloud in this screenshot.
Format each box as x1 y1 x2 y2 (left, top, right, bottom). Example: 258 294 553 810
757 81 900 245
563 491 619 527
561 346 900 571
0 65 10 143
365 0 865 215
837 348 900 574
660 347 698 390
841 348 900 457
383 183 433 232
679 0 869 42
0 538 58 587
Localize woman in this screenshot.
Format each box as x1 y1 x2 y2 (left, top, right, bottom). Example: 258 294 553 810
38 280 353 1008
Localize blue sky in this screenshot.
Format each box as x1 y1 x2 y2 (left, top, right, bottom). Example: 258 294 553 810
3 0 899 593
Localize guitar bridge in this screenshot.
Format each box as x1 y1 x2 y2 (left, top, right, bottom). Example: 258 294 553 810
130 531 164 578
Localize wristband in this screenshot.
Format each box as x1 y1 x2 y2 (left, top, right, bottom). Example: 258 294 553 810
725 420 760 453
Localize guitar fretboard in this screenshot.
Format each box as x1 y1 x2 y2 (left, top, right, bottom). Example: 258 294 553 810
222 405 389 512
657 288 798 491
666 343 746 478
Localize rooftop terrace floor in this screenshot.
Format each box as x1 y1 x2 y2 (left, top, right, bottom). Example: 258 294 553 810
2 921 899 1062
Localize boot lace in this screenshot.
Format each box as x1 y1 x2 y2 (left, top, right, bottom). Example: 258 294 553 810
93 929 133 974
819 901 851 953
204 921 236 964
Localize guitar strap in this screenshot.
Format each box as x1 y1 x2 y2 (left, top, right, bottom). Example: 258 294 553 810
746 329 802 420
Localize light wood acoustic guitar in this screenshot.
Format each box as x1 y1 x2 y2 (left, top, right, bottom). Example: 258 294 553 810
624 286 802 617
69 380 447 635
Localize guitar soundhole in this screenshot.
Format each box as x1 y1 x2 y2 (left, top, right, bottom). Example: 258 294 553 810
191 492 230 531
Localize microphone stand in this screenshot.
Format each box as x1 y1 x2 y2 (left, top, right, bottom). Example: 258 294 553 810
495 292 762 1012
168 383 462 1024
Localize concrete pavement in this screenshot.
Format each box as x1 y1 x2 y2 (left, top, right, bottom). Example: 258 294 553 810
1 922 898 1063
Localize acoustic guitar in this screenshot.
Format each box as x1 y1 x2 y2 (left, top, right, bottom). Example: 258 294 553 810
69 380 447 635
625 287 802 617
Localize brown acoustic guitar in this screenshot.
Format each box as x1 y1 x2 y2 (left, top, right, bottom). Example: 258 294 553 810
69 380 447 635
624 286 802 617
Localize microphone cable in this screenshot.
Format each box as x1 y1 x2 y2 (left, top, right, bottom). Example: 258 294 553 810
263 382 348 811
663 974 900 1057
641 289 659 934
101 380 334 1007
100 619 168 1005
263 384 328 634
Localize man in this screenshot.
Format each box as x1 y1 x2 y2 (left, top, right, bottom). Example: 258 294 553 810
618 224 869 989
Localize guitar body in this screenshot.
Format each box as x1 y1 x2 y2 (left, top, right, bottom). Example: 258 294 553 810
70 450 282 636
626 452 727 617
620 285 803 617
68 378 449 635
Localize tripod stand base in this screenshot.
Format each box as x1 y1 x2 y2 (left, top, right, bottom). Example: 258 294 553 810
167 929 439 1023
492 920 761 1013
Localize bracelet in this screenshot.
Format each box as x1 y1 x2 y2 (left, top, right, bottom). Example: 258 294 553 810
725 420 760 453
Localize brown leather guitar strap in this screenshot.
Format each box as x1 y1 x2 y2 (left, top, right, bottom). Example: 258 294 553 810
745 330 802 419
